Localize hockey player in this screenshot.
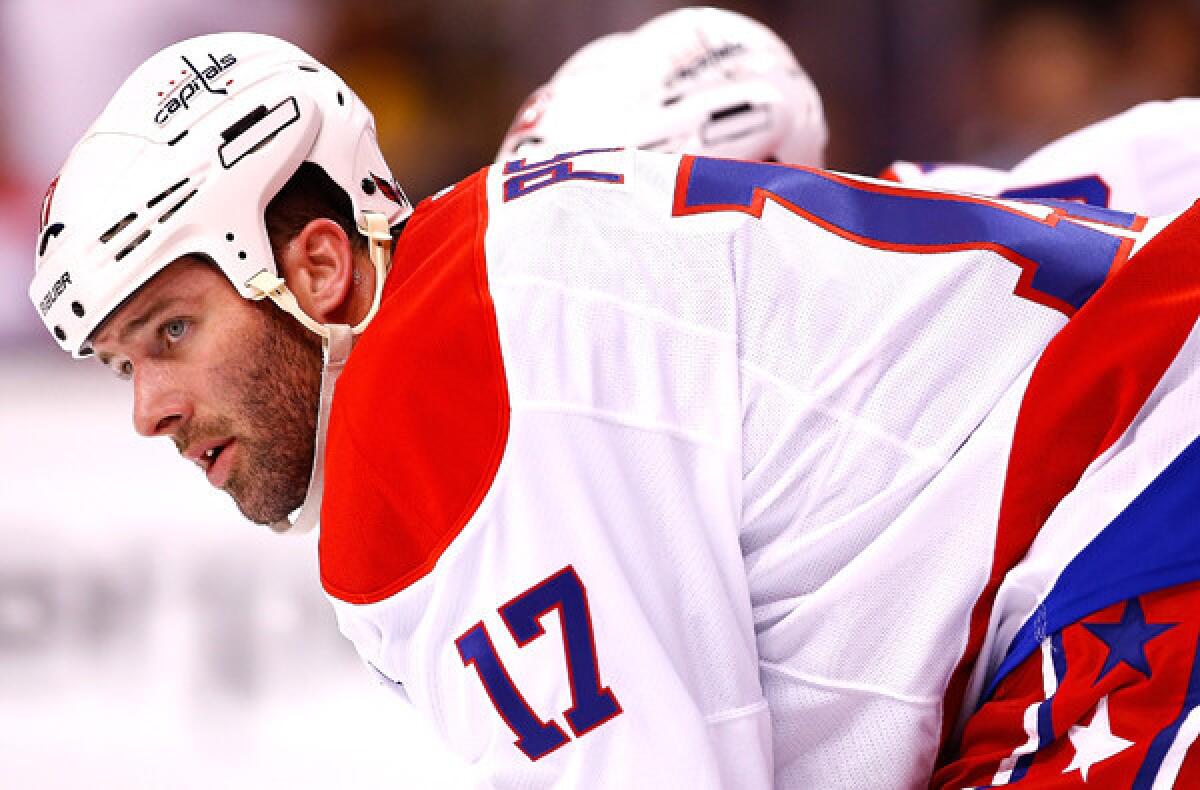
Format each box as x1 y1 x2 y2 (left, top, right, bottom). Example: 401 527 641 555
32 32 1200 788
498 11 1200 786
496 6 828 168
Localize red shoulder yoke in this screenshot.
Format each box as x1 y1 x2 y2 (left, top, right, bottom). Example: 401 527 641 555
319 169 510 604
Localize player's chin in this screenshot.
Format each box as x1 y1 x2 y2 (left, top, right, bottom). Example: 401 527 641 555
227 474 310 526
233 492 304 526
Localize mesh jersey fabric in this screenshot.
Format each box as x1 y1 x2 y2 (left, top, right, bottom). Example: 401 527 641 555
319 148 1187 788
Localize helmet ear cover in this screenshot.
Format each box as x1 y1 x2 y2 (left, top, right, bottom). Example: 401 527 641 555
31 32 412 357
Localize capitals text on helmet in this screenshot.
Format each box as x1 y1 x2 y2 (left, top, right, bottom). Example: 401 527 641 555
154 53 238 126
664 43 746 89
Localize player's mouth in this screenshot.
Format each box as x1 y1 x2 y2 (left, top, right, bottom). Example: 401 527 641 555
185 438 236 489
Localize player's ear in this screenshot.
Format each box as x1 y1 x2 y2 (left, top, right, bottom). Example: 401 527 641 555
277 218 356 324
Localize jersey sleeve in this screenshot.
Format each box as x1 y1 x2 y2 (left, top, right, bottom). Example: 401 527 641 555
318 159 771 789
934 203 1200 789
935 583 1200 788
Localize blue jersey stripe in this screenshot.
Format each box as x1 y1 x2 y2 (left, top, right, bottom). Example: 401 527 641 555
1132 634 1200 788
985 434 1200 703
1007 632 1067 784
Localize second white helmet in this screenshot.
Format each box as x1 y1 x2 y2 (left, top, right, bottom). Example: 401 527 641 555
497 7 827 167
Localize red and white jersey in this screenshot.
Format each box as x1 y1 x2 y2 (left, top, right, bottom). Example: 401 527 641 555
316 148 1200 787
884 98 1200 215
934 198 1200 788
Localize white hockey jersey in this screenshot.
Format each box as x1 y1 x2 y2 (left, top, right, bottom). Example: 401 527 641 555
316 148 1200 788
884 98 1200 215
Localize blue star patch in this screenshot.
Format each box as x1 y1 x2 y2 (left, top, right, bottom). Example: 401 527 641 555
1083 597 1177 684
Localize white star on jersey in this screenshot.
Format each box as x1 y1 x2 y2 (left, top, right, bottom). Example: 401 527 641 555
1064 696 1134 781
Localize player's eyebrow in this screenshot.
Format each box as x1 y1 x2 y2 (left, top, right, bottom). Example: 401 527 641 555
117 296 186 345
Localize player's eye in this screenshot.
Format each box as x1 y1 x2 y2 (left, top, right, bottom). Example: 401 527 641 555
162 318 189 343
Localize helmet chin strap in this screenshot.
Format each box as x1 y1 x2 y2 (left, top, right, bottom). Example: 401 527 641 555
244 210 394 534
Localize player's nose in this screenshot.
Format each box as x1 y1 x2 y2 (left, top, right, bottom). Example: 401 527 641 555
131 362 193 439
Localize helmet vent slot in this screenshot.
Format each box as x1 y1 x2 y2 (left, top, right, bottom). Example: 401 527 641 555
218 97 301 170
508 136 543 158
147 178 190 209
662 94 683 107
701 103 770 146
115 229 151 262
99 213 137 243
222 105 269 143
39 222 65 257
297 64 318 73
158 189 199 224
709 102 755 122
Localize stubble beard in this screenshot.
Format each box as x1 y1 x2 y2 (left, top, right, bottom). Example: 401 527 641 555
222 304 323 525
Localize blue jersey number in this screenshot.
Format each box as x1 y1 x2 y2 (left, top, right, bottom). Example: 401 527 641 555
673 156 1143 316
502 148 624 202
999 174 1111 208
456 566 622 761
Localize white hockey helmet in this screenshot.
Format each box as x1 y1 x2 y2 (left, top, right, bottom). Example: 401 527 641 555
496 7 827 166
31 32 412 357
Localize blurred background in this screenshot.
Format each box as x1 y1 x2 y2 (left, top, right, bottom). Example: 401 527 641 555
3 0 1200 787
